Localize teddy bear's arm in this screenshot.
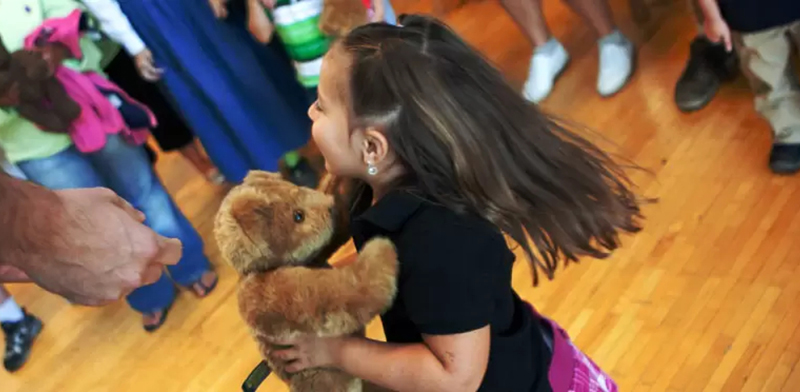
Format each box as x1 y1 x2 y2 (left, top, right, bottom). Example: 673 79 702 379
238 237 398 337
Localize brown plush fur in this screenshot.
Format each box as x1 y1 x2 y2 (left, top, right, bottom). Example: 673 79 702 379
215 171 398 392
319 0 368 37
0 36 80 132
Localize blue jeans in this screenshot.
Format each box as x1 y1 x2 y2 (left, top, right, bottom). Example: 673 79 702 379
16 135 210 314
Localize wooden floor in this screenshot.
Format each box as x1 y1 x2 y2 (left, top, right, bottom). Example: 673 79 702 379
4 0 800 391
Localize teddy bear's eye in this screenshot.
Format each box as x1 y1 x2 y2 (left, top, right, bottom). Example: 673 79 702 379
293 210 305 223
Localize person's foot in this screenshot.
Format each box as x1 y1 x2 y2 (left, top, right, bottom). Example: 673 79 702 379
284 158 319 189
675 36 738 112
523 38 570 103
769 144 800 174
2 309 43 372
190 271 219 298
597 31 635 97
142 309 169 333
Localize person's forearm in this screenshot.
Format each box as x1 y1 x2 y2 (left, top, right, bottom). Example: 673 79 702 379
333 337 471 392
698 0 724 23
0 172 61 268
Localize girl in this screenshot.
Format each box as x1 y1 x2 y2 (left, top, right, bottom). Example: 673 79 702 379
0 0 217 332
267 15 642 391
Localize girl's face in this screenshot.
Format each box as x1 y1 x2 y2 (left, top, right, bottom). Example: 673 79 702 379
309 50 366 177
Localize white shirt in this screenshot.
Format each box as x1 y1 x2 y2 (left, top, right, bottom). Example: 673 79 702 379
81 0 146 55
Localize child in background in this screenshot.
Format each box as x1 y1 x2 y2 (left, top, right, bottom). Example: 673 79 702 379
698 0 800 174
0 0 217 332
245 0 397 104
266 16 641 391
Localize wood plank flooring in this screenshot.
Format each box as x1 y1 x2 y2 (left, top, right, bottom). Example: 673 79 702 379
3 0 800 390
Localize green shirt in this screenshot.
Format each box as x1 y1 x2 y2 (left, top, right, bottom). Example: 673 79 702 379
0 0 113 163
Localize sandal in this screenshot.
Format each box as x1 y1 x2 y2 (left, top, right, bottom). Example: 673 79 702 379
143 302 173 333
190 271 218 298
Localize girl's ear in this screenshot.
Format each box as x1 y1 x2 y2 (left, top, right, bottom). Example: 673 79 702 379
361 127 390 166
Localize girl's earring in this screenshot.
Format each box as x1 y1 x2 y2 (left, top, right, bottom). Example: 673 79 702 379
367 161 379 176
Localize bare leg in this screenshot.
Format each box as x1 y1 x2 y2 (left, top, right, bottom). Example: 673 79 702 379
178 139 222 181
499 0 552 48
563 0 615 37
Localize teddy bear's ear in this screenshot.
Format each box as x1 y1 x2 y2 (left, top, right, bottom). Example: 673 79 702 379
243 170 283 186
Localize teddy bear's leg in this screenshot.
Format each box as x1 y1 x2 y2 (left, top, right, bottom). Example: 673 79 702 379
43 80 81 122
290 368 361 392
17 103 70 133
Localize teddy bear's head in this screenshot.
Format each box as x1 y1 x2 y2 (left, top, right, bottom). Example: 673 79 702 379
215 171 338 274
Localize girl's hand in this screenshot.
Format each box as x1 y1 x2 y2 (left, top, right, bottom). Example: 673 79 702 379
133 49 164 82
267 335 345 373
704 17 732 52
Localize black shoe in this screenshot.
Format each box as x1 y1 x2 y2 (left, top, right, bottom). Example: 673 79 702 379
769 144 800 174
674 37 738 113
2 310 43 372
283 158 319 189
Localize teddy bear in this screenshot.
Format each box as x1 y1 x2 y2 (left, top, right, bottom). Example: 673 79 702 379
0 35 80 133
214 170 399 392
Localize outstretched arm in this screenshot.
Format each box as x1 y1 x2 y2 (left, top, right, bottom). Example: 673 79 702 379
0 172 182 305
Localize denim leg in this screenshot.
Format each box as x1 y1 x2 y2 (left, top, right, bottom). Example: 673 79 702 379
88 135 211 288
16 146 177 314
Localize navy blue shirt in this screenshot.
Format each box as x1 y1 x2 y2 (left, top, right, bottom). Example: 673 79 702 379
350 188 552 392
719 0 800 32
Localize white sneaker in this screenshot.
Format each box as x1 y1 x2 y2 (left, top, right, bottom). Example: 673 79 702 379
597 33 635 97
523 40 569 103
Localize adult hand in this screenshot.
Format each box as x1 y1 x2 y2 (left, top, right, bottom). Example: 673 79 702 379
0 265 30 283
133 49 164 82
10 187 182 306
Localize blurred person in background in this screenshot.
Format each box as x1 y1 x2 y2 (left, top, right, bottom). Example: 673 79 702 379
81 0 224 183
697 0 800 173
0 285 41 373
500 0 636 102
0 0 217 332
674 0 739 113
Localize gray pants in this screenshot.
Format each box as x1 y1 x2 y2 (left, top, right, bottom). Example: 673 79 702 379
735 22 800 143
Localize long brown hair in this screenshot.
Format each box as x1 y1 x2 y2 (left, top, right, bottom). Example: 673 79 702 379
338 15 644 284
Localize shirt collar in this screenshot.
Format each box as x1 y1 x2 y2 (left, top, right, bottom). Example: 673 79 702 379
354 189 426 232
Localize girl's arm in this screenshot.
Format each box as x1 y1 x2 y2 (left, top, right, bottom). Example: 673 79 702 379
80 0 147 56
272 326 490 392
697 0 733 51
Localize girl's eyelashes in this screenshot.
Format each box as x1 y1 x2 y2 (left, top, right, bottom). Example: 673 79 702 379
314 100 323 111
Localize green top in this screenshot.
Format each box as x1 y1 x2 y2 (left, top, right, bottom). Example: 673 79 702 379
0 0 116 164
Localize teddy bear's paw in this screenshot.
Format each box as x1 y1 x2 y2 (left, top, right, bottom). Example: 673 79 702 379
353 237 399 308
